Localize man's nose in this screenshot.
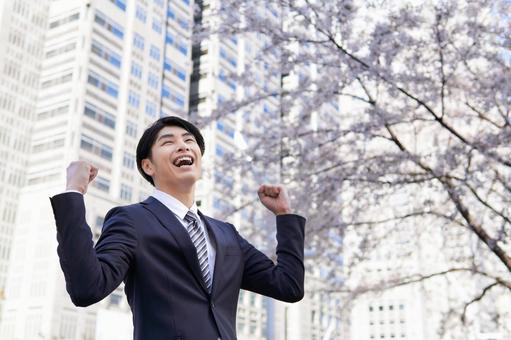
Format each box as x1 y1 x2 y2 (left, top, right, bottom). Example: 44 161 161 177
176 139 190 151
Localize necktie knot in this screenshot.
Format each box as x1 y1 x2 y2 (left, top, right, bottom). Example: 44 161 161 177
184 211 198 225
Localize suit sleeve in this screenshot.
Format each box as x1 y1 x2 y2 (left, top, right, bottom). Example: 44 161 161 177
236 214 306 303
50 192 137 307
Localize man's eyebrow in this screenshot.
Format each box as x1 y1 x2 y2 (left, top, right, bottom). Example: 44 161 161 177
157 133 174 141
157 132 195 141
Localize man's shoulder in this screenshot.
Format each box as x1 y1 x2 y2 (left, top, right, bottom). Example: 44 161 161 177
199 213 236 231
106 200 151 219
199 212 226 224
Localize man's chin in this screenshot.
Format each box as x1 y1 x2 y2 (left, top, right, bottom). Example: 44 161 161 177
174 173 199 185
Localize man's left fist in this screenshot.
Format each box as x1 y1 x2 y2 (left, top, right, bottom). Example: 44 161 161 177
257 184 292 215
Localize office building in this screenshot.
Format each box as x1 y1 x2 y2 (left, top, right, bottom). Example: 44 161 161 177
0 0 50 325
0 0 194 338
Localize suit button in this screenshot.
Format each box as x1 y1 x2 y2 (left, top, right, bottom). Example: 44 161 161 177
211 302 215 309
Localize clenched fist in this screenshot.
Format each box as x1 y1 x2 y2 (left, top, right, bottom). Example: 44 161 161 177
66 161 98 194
257 184 292 216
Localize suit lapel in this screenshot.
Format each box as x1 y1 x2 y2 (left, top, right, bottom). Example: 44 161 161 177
141 197 209 294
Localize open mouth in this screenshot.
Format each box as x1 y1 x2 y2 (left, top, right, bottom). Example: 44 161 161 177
173 156 194 167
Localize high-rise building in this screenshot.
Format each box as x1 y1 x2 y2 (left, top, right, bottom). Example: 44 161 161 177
0 0 50 325
0 0 195 338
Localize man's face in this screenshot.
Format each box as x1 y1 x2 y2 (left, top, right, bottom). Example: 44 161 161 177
142 125 202 188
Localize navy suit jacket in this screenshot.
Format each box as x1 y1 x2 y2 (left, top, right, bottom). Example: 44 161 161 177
50 192 305 340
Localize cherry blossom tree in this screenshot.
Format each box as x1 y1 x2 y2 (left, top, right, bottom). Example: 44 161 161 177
193 0 511 336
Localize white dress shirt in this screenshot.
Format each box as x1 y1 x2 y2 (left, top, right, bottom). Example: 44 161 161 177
151 189 216 279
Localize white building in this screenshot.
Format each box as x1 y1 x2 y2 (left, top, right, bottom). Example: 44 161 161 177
0 0 51 325
0 0 195 338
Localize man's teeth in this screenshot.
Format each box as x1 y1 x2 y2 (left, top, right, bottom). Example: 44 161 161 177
175 156 193 167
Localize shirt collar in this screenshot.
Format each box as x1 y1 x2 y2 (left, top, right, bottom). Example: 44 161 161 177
151 188 198 220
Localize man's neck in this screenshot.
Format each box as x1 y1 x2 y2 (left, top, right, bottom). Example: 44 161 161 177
156 184 195 208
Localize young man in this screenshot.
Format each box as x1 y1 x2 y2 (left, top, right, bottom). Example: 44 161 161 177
50 116 306 340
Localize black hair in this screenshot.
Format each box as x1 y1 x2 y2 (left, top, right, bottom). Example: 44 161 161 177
136 116 205 186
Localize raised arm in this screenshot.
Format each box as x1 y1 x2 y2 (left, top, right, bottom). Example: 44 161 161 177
50 161 137 306
238 185 306 302
237 213 305 302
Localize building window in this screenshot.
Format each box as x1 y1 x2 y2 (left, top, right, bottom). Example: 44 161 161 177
162 84 170 98
148 72 159 89
95 216 104 228
46 42 76 58
215 144 225 157
32 138 65 153
249 323 256 335
123 152 135 169
41 73 73 89
109 0 126 11
59 313 77 339
166 33 174 45
120 184 133 201
133 33 145 50
167 6 190 30
87 72 119 98
37 105 69 120
80 134 113 161
126 121 138 138
220 47 237 67
173 93 185 107
145 101 157 117
49 13 79 29
152 18 162 34
94 11 124 39
128 91 140 108
149 45 160 61
135 4 147 22
91 40 121 68
130 61 142 78
164 59 186 81
216 120 235 138
167 8 175 19
219 69 236 90
177 17 190 30
109 293 123 305
154 0 164 7
175 68 186 81
166 33 187 56
214 170 233 189
93 176 110 192
176 41 187 55
163 60 171 71
84 102 116 129
162 85 185 108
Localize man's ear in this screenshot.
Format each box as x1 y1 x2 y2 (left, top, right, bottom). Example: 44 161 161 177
141 158 154 177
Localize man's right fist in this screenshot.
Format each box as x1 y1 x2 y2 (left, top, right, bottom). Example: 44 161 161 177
66 161 98 194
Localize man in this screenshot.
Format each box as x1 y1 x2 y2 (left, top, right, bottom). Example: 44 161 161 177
50 116 305 340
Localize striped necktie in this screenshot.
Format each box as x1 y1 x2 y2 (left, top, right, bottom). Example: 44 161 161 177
184 211 212 292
